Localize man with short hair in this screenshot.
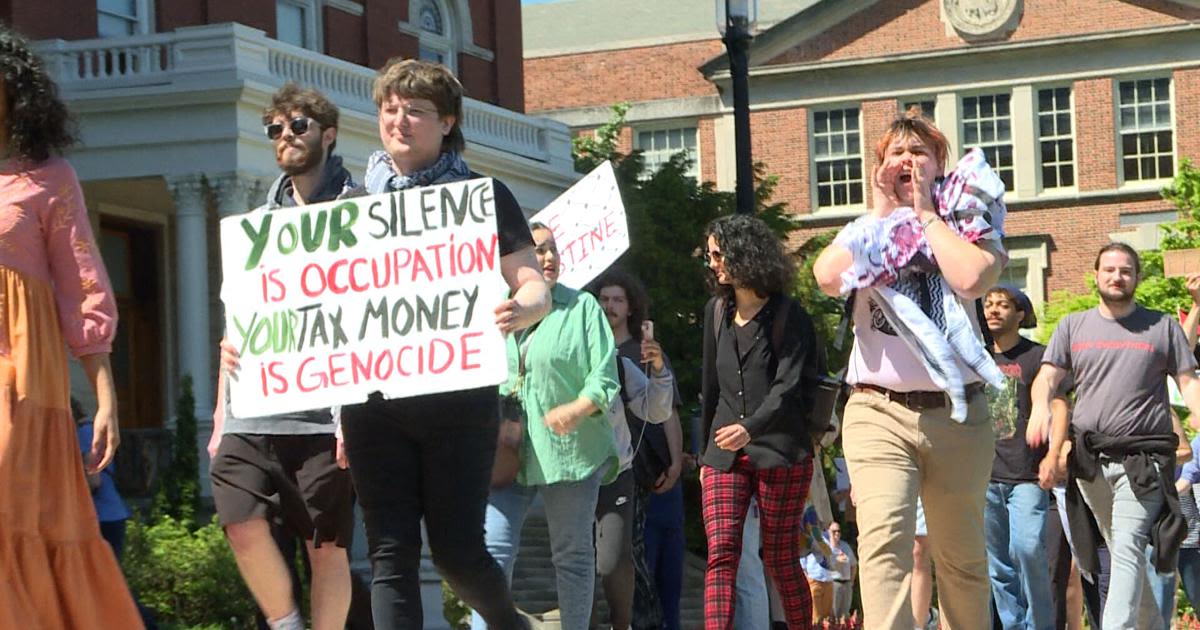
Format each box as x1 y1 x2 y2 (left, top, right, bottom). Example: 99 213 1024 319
1031 242 1200 630
209 83 358 630
982 285 1057 630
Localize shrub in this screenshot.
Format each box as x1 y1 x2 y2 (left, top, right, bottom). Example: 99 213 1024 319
123 513 257 628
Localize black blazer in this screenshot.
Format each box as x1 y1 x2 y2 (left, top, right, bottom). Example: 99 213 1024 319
700 293 817 471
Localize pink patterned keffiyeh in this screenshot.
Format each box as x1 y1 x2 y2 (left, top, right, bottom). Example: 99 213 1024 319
834 148 1008 292
832 148 1009 420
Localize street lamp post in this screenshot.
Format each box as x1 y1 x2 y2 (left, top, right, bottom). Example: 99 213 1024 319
717 0 757 215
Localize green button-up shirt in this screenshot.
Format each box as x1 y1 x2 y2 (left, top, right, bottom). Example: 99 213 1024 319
505 283 619 486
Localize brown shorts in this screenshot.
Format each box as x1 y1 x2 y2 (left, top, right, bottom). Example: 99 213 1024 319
210 433 354 548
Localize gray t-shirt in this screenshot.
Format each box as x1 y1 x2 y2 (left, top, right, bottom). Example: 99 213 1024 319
220 374 336 436
1044 306 1196 437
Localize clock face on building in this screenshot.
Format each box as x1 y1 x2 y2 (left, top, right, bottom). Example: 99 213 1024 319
943 0 1023 40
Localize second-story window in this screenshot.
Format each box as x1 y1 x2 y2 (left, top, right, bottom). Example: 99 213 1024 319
962 93 1014 192
1119 77 1173 182
418 0 456 72
636 126 699 179
276 0 317 50
812 108 864 209
1038 87 1075 189
98 0 150 37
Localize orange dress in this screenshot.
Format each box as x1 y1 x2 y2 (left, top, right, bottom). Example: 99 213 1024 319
0 158 143 628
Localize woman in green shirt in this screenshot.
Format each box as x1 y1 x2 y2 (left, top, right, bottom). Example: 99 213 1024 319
470 223 620 630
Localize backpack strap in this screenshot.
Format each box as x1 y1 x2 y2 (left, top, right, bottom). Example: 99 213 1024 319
616 356 631 405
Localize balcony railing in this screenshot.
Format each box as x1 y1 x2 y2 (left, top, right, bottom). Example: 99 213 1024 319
35 23 562 164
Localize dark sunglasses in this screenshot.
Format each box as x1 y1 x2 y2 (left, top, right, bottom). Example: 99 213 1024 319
265 117 313 140
703 250 725 265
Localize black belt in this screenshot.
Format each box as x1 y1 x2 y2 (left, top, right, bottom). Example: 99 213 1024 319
852 382 985 411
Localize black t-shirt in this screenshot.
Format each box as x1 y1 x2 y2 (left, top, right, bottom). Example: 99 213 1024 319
476 173 534 257
991 336 1049 483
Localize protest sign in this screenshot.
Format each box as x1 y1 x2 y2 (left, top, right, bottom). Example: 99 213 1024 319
219 178 510 418
530 161 628 288
1163 248 1200 278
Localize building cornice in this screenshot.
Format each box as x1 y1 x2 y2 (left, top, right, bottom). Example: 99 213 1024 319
709 23 1200 82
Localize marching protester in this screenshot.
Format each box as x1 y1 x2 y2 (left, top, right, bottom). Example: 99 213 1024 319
700 213 822 629
812 108 1008 629
0 24 144 629
211 83 358 630
469 222 620 630
982 285 1058 630
340 59 550 630
588 268 682 630
1030 243 1200 630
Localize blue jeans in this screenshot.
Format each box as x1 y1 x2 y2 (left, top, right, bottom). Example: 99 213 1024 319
733 497 768 630
1180 548 1200 609
1077 460 1165 630
1144 545 1176 628
469 468 605 630
644 488 685 630
985 482 1053 630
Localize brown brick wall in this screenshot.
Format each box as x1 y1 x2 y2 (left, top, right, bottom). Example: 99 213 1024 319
861 99 899 210
749 107 809 215
1075 78 1118 191
767 0 1196 66
461 53 498 105
1175 67 1200 164
207 0 273 35
323 6 367 67
524 39 725 112
8 0 94 39
492 0 525 111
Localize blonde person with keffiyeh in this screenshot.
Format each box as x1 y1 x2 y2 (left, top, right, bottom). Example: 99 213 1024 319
812 108 1007 630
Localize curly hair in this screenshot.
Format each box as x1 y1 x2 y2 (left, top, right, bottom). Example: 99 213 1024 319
263 82 339 153
586 266 650 340
0 24 76 162
704 214 794 301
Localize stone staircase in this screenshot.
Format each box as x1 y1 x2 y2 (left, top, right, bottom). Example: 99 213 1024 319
511 507 706 629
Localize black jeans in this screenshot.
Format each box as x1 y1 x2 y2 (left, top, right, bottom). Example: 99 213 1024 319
342 393 522 630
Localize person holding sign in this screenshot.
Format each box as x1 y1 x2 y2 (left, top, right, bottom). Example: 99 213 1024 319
700 214 822 630
211 84 359 630
339 59 549 630
0 24 143 629
469 222 620 630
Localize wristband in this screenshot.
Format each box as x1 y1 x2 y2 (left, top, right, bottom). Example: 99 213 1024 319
919 214 941 229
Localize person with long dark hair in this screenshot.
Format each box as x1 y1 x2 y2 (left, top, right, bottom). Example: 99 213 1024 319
0 24 143 628
700 213 821 629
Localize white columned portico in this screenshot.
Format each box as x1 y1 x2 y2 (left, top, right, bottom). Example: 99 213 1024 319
168 175 214 487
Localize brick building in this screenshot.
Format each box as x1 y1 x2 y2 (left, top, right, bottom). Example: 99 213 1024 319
524 0 1200 316
4 0 575 446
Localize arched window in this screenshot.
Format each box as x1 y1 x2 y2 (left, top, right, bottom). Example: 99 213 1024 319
415 0 456 72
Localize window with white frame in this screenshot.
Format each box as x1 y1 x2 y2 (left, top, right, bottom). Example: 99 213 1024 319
636 127 699 179
1118 77 1173 182
1037 87 1075 189
962 94 1014 191
98 0 151 37
902 99 936 121
813 108 864 209
417 0 456 71
276 0 318 49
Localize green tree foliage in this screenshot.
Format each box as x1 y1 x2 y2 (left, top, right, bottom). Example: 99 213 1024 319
573 103 798 406
124 513 256 629
1039 160 1200 340
153 374 201 523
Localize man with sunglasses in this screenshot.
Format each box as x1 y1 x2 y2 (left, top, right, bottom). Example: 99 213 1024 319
209 83 362 630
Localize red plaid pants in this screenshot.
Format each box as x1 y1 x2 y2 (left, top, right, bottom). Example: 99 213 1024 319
702 454 814 630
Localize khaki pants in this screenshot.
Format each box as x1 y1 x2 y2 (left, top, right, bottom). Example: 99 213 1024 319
809 579 834 622
841 388 994 630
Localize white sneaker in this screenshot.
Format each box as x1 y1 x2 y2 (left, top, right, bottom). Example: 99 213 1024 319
924 607 940 630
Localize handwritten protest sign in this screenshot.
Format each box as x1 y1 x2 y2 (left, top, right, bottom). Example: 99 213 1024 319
1163 248 1200 278
530 161 628 288
219 178 510 418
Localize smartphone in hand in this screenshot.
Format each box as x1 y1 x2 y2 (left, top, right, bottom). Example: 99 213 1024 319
642 320 654 342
